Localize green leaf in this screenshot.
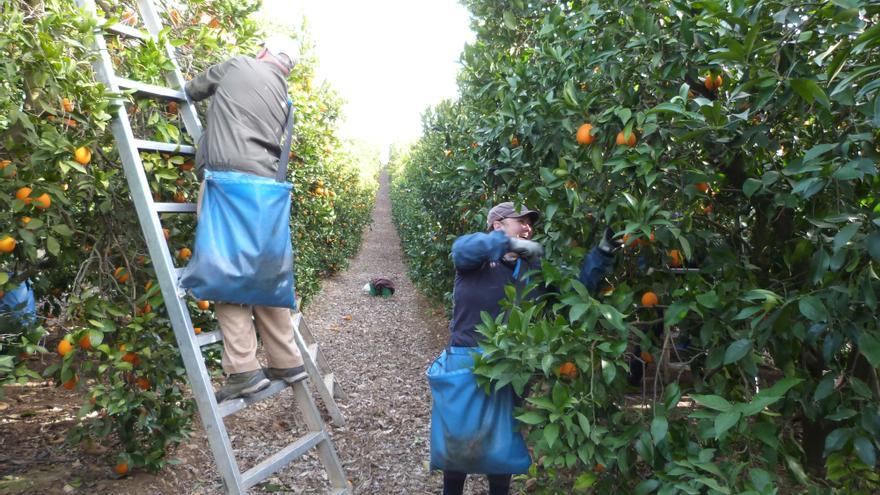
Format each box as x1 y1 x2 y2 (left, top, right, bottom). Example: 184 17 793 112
577 412 591 437
664 301 691 326
854 436 877 467
791 78 830 107
651 416 668 444
858 333 880 368
46 235 60 256
799 296 828 322
516 411 546 425
724 339 752 364
802 143 836 163
692 394 733 412
715 410 741 439
824 427 851 454
868 231 880 262
743 178 762 198
832 222 861 253
543 422 560 448
696 291 719 309
502 11 517 30
634 479 661 495
574 472 598 490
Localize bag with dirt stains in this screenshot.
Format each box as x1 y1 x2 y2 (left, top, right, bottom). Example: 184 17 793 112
427 346 531 474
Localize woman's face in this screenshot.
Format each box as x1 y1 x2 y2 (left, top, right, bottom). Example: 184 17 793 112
494 216 533 240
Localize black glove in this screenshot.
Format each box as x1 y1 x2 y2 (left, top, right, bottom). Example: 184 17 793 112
508 237 544 261
598 227 623 255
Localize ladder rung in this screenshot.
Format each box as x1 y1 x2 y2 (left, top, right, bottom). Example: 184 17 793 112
197 330 222 346
156 202 197 213
106 22 149 40
219 378 302 418
669 268 701 274
113 76 186 100
241 431 327 489
134 139 195 154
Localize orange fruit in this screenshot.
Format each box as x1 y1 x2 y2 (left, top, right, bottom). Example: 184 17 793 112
169 9 182 26
173 191 185 203
74 146 91 165
558 361 578 379
575 123 595 145
15 186 32 204
510 136 520 147
166 101 178 114
57 339 73 356
121 9 137 26
0 236 16 253
704 74 716 91
641 291 659 307
640 351 654 364
668 249 683 268
695 182 710 193
62 376 78 390
138 303 152 315
179 161 194 172
715 75 723 89
114 462 129 476
121 351 138 364
314 187 325 196
78 334 92 350
20 216 31 226
114 267 130 284
702 204 714 215
65 118 77 127
33 193 51 209
135 377 150 390
197 300 210 311
178 247 192 260
615 131 637 147
62 98 74 113
0 159 11 170
144 280 153 291
594 463 606 473
194 327 202 334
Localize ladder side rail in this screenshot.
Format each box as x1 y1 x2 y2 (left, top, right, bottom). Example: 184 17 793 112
136 0 203 142
290 382 349 491
298 316 348 401
292 313 345 426
75 1 242 492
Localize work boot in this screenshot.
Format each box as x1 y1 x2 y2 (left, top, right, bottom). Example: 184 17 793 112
265 365 307 384
215 369 271 403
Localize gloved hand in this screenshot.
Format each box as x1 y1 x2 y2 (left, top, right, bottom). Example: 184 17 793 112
508 237 544 261
598 227 624 255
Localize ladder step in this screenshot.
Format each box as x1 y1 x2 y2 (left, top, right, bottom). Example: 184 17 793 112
197 330 222 346
155 202 197 213
133 139 195 154
106 22 149 40
218 376 306 418
240 431 327 489
113 76 186 100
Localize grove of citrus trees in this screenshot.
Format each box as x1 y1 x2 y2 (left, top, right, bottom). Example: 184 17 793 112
0 0 376 472
391 0 879 493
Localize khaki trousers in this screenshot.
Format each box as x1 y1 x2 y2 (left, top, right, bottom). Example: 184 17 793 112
215 303 304 374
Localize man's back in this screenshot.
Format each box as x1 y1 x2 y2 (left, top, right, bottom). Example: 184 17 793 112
186 55 289 179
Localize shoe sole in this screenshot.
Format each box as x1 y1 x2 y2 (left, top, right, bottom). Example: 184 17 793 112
218 378 271 403
270 371 308 385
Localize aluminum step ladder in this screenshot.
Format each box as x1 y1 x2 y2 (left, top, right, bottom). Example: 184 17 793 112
74 1 348 493
291 303 347 426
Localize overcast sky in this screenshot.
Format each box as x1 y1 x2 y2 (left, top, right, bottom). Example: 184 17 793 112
257 1 475 159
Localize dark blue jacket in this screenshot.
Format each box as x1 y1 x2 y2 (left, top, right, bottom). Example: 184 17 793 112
449 230 613 347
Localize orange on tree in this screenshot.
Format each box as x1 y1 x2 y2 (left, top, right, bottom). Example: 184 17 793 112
78 334 92 350
668 249 683 267
594 463 606 473
179 160 194 172
704 73 723 91
509 135 519 147
57 339 73 357
135 377 151 391
114 266 130 284
641 291 659 307
20 216 31 226
114 462 129 476
575 123 595 145
640 351 654 364
178 247 192 260
0 159 11 169
172 191 186 203
62 97 74 112
558 361 578 379
15 186 32 204
194 327 202 334
121 351 139 365
62 376 78 390
74 146 91 165
615 130 637 147
197 300 210 310
33 193 51 209
695 182 710 193
166 101 178 114
121 9 137 26
0 236 15 253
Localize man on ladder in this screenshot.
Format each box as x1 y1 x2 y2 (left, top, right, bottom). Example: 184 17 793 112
185 37 305 403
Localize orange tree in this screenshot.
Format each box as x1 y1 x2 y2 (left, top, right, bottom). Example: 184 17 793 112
391 0 879 492
0 0 374 473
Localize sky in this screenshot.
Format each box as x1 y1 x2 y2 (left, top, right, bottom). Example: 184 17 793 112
257 1 476 159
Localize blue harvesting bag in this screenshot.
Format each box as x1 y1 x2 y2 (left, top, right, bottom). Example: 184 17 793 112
179 170 296 308
0 278 37 326
428 346 532 474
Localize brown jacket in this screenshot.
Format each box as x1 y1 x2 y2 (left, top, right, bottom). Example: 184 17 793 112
185 56 289 179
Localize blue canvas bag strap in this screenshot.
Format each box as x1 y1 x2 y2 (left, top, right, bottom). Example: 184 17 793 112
275 99 295 183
